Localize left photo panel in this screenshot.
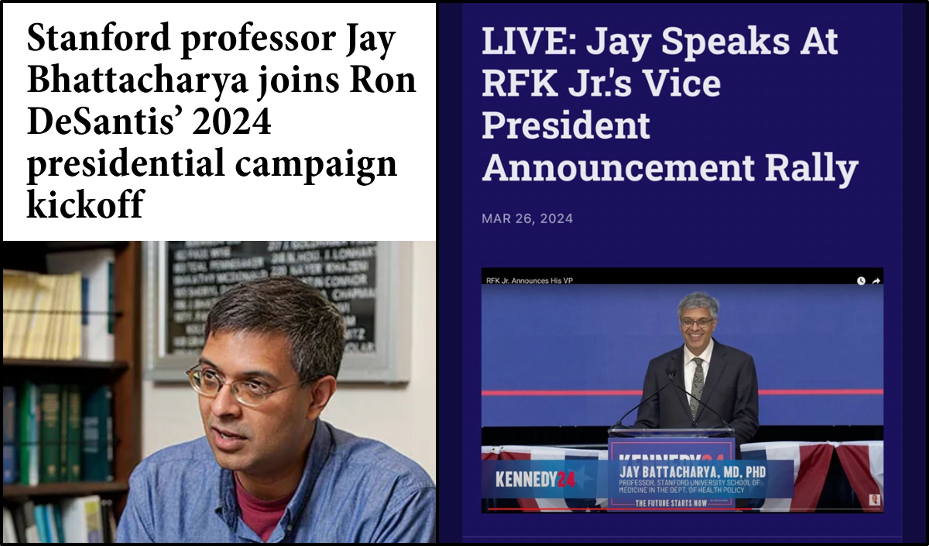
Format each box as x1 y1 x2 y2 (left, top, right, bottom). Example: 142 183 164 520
3 241 436 543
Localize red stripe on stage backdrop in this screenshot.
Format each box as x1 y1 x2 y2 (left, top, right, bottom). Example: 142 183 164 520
482 389 883 396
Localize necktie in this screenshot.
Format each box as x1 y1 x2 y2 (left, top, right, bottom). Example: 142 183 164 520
690 357 704 418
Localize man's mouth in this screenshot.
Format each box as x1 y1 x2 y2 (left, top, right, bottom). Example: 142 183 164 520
213 427 248 451
213 427 247 440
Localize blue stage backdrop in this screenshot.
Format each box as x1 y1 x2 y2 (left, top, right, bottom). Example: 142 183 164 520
482 284 882 426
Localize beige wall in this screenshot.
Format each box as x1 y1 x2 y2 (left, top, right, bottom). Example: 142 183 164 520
141 242 436 482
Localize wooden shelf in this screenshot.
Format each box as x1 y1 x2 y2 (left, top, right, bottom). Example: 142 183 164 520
3 481 129 499
3 358 129 372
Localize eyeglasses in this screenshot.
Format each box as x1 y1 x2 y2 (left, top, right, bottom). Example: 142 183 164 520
186 365 301 408
680 318 715 328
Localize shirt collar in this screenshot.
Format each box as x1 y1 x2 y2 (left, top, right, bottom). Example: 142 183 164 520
684 337 714 366
215 418 334 538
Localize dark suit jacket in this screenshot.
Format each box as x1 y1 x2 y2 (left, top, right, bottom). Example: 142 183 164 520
633 339 759 451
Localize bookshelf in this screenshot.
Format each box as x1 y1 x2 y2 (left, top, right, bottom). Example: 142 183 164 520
2 241 142 526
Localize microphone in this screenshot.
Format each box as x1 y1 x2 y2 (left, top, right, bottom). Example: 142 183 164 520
669 378 733 430
613 369 676 428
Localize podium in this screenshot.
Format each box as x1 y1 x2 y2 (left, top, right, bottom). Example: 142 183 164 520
607 426 736 510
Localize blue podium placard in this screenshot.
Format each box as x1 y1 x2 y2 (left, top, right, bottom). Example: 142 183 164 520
609 431 735 509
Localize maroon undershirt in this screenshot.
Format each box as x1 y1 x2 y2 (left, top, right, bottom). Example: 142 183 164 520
234 471 294 542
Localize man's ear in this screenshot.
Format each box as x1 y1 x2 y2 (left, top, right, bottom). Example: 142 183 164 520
306 376 337 418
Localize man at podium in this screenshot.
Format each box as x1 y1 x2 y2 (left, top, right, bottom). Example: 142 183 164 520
634 292 759 454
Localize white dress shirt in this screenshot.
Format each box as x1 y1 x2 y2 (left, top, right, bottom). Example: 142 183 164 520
683 337 714 399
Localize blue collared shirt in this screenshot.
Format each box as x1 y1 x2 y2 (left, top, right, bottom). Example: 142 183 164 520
116 420 435 543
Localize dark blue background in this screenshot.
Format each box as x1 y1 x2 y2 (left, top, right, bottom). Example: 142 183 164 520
439 2 926 542
482 284 883 426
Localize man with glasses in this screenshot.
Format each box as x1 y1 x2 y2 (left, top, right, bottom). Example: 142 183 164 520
634 292 759 455
116 276 435 543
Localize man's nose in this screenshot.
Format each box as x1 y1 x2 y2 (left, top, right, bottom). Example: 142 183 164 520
211 383 242 417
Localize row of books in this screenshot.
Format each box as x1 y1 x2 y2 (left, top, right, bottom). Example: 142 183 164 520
2 249 115 361
2 384 113 485
2 496 117 543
